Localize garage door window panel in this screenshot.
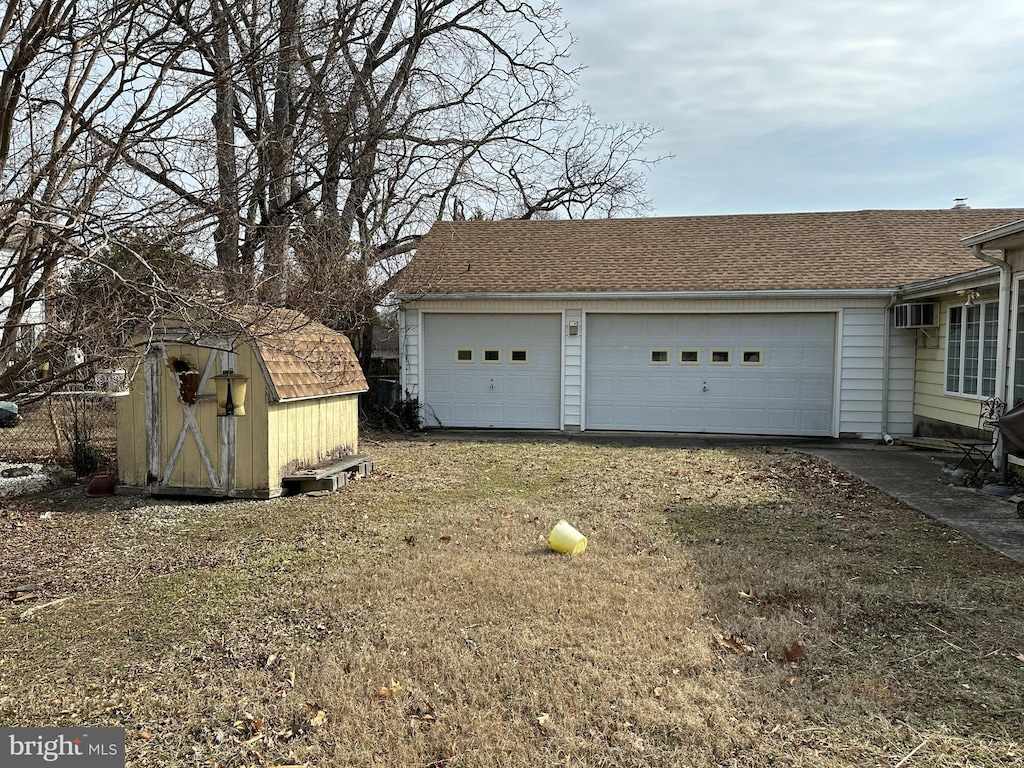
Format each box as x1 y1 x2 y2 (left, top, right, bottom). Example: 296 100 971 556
679 350 700 364
483 349 501 363
711 350 732 365
741 350 763 365
510 349 529 364
456 349 474 363
649 349 669 364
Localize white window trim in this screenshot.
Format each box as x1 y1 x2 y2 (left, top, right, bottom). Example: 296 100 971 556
509 349 529 364
944 300 998 399
1012 276 1024 408
482 349 501 364
649 349 670 365
740 349 763 366
455 348 474 363
710 350 732 365
679 349 700 365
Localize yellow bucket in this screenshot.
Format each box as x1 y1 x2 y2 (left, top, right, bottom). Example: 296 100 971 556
548 520 588 555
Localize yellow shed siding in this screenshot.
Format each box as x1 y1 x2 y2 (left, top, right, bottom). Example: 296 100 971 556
913 293 997 431
116 341 274 494
236 347 270 491
115 374 147 486
266 394 360 491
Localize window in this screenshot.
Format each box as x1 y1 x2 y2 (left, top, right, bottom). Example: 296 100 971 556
679 350 700 365
710 350 731 365
741 350 763 365
483 349 500 363
456 348 473 363
510 349 528 363
649 349 669 364
946 301 998 397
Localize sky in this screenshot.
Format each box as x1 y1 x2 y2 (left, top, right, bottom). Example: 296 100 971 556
558 0 1024 216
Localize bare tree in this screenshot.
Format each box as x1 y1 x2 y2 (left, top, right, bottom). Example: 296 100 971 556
1 0 659 389
0 0 207 399
289 0 660 366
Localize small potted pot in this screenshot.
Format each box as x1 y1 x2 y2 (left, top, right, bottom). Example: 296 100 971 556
86 473 116 497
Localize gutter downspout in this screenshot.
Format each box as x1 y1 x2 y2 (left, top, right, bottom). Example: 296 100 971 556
972 245 1012 467
880 290 898 445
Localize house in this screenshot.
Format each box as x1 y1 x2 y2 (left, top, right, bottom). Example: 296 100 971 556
898 216 1024 439
397 208 1024 439
116 307 368 497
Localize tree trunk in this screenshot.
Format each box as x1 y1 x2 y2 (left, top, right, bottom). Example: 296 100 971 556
261 0 299 307
210 2 243 292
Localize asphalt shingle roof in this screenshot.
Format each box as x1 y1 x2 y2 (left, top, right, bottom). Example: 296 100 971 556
230 307 368 401
402 209 1024 294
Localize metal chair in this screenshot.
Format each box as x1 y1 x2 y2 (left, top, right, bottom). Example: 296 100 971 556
949 397 1005 483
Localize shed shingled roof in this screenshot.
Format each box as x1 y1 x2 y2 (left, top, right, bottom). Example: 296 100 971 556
401 208 1024 295
229 307 367 401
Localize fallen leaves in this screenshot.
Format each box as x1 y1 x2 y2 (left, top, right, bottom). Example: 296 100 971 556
779 641 807 665
377 679 403 700
716 633 754 655
408 704 436 725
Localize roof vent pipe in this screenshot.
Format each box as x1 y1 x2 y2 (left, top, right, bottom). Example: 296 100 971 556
953 198 970 209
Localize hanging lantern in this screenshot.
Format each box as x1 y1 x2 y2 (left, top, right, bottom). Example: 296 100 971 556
212 369 248 417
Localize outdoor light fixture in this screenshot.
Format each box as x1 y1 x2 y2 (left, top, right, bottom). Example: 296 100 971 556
963 290 980 309
212 369 248 417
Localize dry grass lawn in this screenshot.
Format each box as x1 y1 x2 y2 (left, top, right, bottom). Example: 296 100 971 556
1 434 1023 767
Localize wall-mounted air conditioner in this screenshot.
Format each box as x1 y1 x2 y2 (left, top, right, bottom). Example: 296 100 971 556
893 302 937 329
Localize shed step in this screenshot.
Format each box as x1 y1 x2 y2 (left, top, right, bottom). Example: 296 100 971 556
281 455 374 494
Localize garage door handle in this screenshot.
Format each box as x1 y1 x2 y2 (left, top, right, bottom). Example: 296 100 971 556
489 379 494 390
702 381 708 392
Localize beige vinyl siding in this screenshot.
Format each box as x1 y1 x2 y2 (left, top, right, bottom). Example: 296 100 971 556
887 325 916 436
410 296 890 314
838 309 885 436
399 308 420 399
914 293 997 430
266 394 360 492
563 309 582 426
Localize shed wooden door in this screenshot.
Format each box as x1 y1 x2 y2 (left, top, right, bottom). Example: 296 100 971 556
145 344 236 494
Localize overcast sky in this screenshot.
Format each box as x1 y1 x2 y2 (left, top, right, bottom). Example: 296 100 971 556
559 0 1024 216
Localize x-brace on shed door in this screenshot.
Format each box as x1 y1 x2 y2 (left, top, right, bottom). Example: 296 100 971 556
144 342 238 495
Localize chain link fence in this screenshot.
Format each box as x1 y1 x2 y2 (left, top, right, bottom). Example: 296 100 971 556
0 395 117 474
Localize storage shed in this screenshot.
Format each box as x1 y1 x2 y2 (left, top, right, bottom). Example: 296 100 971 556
116 307 368 498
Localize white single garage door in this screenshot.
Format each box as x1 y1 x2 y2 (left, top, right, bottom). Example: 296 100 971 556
423 313 561 428
586 313 835 436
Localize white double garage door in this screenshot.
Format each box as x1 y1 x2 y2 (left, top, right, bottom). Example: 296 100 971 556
423 313 835 435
